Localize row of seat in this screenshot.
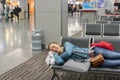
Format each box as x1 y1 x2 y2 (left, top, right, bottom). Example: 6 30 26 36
101 16 120 21
85 23 120 37
95 20 120 24
51 37 120 80
101 15 120 19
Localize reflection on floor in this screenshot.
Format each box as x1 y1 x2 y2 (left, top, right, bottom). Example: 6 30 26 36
0 14 82 75
0 17 41 75
68 13 82 36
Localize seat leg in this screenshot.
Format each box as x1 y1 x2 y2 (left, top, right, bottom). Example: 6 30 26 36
51 69 60 80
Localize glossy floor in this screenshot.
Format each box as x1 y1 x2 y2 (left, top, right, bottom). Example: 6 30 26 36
0 13 81 75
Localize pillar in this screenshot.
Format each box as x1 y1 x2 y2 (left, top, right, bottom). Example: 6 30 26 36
34 0 68 45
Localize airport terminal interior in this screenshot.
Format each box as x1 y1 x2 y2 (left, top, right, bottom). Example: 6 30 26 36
0 11 81 75
0 0 120 80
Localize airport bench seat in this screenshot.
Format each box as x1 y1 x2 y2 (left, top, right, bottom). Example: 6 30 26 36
50 37 120 80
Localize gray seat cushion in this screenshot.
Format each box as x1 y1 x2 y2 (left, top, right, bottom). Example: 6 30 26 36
62 59 90 72
52 59 90 72
103 24 119 36
85 24 102 35
61 37 90 48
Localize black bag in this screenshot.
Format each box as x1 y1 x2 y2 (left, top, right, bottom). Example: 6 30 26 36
19 8 21 12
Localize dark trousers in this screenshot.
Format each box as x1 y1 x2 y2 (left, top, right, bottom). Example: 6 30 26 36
10 12 19 21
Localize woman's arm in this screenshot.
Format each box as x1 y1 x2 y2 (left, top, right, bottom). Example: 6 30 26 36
64 42 74 56
53 53 64 65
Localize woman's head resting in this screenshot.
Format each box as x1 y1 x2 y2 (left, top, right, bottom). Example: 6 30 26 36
48 42 62 53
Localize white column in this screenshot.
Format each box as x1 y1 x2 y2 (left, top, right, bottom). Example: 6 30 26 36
19 0 28 18
34 0 68 45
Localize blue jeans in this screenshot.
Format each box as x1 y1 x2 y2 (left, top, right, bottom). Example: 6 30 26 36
94 47 120 67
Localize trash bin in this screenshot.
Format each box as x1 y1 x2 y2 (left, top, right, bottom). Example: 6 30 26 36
32 29 42 50
82 17 88 36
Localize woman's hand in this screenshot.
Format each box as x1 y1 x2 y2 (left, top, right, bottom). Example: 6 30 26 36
89 46 95 57
89 52 95 58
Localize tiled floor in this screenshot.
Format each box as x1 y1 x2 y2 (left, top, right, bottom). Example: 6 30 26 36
68 13 82 36
0 13 81 75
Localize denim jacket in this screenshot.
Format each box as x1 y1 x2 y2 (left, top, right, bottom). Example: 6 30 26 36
53 42 89 65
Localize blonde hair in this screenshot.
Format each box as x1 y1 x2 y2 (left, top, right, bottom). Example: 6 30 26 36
48 42 57 50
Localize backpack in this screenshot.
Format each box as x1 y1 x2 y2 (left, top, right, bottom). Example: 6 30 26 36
19 8 21 12
90 41 114 51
